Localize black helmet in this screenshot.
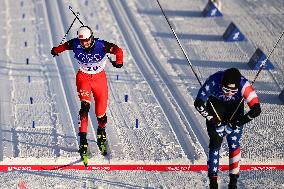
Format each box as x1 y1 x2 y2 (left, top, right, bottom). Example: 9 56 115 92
222 68 241 88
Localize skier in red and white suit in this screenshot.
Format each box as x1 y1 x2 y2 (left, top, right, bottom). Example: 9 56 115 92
51 26 123 155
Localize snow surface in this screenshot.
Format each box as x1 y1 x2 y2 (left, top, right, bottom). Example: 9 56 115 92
0 0 283 188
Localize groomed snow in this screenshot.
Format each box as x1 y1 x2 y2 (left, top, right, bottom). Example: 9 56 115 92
0 0 283 188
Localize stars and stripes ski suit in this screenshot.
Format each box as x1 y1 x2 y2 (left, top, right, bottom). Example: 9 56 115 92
52 38 123 132
194 71 261 177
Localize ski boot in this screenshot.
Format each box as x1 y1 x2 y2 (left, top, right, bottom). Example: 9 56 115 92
78 132 89 167
228 174 238 189
97 127 107 156
209 176 218 189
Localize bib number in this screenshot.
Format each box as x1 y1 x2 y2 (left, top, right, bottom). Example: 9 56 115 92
87 66 100 71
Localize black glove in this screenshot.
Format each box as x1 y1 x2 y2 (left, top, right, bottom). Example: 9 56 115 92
51 47 59 56
111 60 123 68
227 119 241 130
228 103 261 130
209 115 222 127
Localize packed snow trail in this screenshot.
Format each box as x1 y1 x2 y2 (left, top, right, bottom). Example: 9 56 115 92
107 0 208 160
0 0 283 188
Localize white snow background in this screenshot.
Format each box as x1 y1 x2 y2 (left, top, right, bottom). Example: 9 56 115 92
0 0 283 188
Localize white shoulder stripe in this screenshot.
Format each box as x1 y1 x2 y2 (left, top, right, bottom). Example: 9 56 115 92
241 81 250 96
246 91 257 103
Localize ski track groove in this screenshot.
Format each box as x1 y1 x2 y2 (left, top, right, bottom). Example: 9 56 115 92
41 0 85 157
4 0 59 158
62 0 189 162
107 0 207 161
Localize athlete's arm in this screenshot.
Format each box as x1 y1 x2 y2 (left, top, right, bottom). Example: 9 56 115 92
194 75 220 125
230 80 261 128
51 39 75 56
104 41 123 68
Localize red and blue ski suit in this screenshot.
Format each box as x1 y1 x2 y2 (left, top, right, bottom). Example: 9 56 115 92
52 38 123 132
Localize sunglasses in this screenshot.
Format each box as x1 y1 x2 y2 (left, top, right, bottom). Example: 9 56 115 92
222 86 238 94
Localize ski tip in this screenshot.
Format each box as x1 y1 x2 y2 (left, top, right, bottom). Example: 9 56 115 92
69 6 72 10
83 163 88 167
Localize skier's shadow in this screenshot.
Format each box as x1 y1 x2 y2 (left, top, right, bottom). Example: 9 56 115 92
138 8 202 18
40 159 82 171
168 58 248 70
2 128 78 157
21 170 153 188
155 32 222 42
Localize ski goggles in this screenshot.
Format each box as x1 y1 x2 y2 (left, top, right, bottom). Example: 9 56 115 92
222 86 238 94
79 37 92 43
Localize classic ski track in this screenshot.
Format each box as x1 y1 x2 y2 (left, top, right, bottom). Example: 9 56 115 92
4 0 64 159
107 0 210 160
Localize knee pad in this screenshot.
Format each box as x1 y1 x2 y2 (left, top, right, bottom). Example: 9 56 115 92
79 101 90 117
97 114 107 128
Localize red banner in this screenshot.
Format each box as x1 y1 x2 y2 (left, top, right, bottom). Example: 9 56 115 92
0 164 283 171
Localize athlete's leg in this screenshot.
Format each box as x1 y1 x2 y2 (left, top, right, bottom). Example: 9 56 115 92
79 101 90 133
226 126 243 188
76 71 92 135
91 71 108 128
206 121 223 189
90 71 108 155
207 121 223 177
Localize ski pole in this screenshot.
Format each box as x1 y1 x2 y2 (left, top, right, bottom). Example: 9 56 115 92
69 6 84 26
229 30 284 122
58 16 78 45
156 0 222 121
53 8 80 57
69 6 113 63
57 7 80 45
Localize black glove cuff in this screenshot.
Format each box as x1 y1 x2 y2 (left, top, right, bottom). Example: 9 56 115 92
114 63 123 68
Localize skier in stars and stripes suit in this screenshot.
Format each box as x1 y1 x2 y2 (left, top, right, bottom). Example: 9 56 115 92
194 68 261 189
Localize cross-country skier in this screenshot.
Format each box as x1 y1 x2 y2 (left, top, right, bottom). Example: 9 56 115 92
51 26 123 158
194 68 261 189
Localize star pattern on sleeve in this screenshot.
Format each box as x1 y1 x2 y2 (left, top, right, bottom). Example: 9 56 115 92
205 84 210 91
